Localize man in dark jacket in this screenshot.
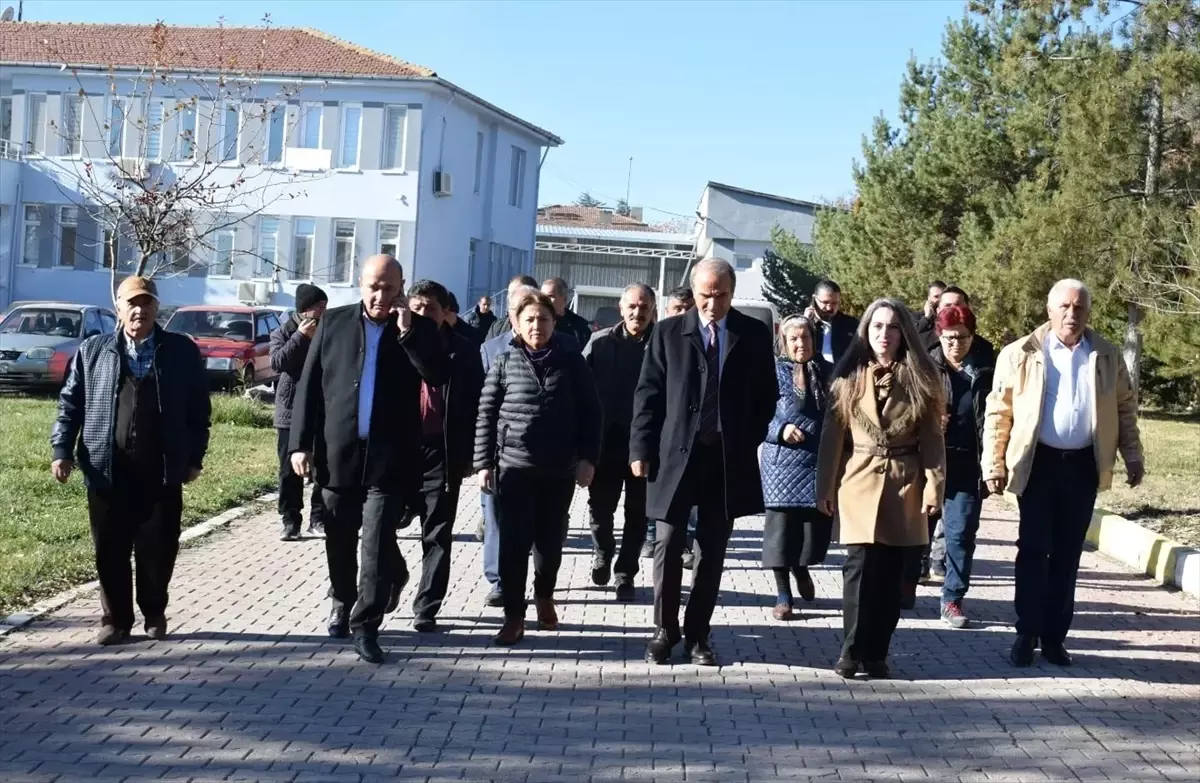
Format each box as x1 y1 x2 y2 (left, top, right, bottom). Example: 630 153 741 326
541 277 592 350
444 291 483 345
465 295 497 333
406 280 485 632
51 276 211 646
584 283 656 602
803 279 858 369
631 260 777 666
290 255 449 663
917 285 996 358
269 283 328 542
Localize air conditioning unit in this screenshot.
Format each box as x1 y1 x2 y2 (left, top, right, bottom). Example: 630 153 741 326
115 157 149 180
236 282 257 304
253 281 270 303
433 169 452 197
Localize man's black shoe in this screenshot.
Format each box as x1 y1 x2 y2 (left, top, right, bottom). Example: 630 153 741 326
1009 634 1036 667
485 587 503 608
306 519 325 537
614 580 636 603
384 567 411 614
413 617 438 633
685 638 717 667
1041 642 1073 667
280 521 301 542
353 634 384 664
863 659 890 679
327 606 349 639
644 628 680 664
591 551 613 586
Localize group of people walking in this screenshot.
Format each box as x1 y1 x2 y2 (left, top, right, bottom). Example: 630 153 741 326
50 255 1144 677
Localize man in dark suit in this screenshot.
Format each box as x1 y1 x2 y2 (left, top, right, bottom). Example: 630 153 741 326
406 280 485 632
541 277 593 350
290 254 449 663
917 285 996 358
631 259 777 666
804 279 858 369
465 295 497 333
485 275 539 340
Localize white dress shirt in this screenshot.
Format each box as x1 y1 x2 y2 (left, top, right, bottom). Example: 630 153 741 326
357 315 386 440
1039 332 1094 450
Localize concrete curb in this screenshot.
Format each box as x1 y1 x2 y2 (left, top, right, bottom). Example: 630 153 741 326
1085 508 1199 598
0 492 278 638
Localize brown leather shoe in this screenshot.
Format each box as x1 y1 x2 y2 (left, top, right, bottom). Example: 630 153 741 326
772 603 795 621
493 617 525 646
534 597 559 631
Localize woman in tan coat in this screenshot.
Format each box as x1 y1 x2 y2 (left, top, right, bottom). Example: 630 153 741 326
817 297 946 679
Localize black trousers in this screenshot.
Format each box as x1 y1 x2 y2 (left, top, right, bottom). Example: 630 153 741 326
276 427 325 526
322 484 407 637
496 469 575 620
587 442 648 580
411 440 461 622
1015 445 1099 645
842 543 917 661
86 482 183 631
654 440 732 642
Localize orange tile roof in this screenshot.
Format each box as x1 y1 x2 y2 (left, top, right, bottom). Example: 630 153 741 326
537 205 654 230
0 21 435 78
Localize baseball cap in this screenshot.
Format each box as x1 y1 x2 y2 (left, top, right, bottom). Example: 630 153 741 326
116 276 159 304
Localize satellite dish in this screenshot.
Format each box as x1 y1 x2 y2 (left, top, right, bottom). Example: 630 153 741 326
0 8 15 22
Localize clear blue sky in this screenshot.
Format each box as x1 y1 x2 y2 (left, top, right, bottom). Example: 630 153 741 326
18 0 960 221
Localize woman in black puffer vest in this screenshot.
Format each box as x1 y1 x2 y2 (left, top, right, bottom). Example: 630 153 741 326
474 291 602 646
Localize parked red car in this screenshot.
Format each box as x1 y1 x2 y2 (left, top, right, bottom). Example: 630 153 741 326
164 305 283 389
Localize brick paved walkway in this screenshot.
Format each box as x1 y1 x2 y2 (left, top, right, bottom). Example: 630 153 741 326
1 488 1197 782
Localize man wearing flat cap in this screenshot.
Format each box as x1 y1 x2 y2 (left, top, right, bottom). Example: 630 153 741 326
51 276 211 646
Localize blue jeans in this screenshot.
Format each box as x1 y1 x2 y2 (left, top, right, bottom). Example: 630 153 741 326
940 489 983 603
481 492 501 590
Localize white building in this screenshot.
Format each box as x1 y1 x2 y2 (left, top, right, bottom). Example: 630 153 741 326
0 21 560 311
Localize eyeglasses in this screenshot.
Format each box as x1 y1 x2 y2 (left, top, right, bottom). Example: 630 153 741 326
939 334 973 343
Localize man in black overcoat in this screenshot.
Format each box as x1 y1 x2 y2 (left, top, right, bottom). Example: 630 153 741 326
290 254 449 663
630 259 777 666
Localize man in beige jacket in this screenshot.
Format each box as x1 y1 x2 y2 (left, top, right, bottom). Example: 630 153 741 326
982 279 1144 668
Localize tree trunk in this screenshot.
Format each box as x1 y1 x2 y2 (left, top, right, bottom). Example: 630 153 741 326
1125 76 1163 396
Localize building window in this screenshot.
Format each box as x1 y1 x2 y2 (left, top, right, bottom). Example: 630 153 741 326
0 97 12 142
473 131 485 193
265 105 284 165
176 104 196 161
333 220 355 283
27 94 47 155
508 146 526 207
169 245 191 274
145 100 164 161
257 217 280 278
57 207 79 267
297 103 322 149
107 97 125 158
211 229 235 276
382 106 407 170
22 205 41 266
62 96 83 156
219 102 240 163
339 105 361 169
102 227 118 269
292 218 315 280
378 222 400 258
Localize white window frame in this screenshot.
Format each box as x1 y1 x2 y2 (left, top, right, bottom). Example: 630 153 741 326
264 104 285 166
61 95 84 157
291 218 316 281
473 131 484 193
209 228 236 278
381 106 408 172
144 99 164 162
26 93 48 156
20 205 41 267
106 97 126 159
508 146 526 208
294 102 323 150
218 101 240 164
337 104 363 170
256 216 281 279
176 104 197 162
377 221 400 258
56 206 80 268
331 219 356 284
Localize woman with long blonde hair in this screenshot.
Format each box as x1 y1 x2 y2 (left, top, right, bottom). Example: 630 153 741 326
816 297 946 679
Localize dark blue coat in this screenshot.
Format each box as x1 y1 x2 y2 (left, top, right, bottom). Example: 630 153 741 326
760 359 825 509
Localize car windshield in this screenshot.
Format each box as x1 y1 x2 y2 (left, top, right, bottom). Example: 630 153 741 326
166 310 255 341
0 308 82 338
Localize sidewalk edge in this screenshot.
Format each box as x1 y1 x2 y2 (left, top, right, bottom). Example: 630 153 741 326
0 492 279 637
1085 508 1199 598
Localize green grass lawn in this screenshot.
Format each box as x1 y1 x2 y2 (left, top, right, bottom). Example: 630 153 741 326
1103 415 1200 547
0 395 278 617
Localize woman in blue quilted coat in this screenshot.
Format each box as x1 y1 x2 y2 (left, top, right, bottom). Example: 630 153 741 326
759 316 833 620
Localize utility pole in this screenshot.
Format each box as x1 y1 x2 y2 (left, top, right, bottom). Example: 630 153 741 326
625 157 633 209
